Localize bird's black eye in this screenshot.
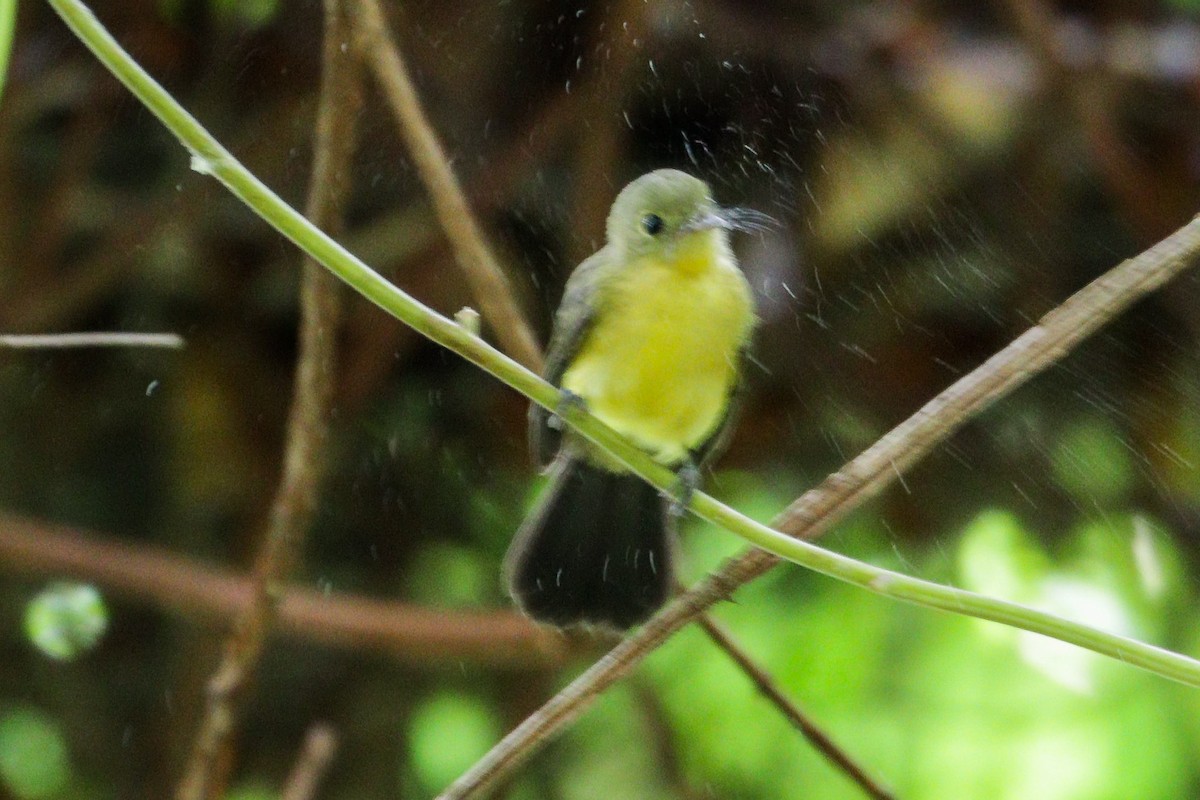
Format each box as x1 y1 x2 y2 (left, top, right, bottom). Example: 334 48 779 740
642 213 664 236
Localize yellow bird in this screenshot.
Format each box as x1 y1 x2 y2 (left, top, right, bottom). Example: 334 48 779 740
505 169 760 629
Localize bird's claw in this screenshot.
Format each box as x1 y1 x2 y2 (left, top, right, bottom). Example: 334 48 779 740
669 457 701 517
547 388 587 431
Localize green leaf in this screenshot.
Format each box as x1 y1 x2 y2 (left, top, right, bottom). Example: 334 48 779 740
211 0 280 29
403 543 490 607
225 782 277 800
407 693 500 792
956 509 1048 602
1051 418 1135 505
0 708 71 799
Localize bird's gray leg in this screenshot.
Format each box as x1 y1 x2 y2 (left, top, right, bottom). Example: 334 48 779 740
669 455 702 517
548 388 587 431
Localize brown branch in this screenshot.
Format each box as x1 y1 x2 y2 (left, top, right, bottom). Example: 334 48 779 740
697 616 894 800
175 2 361 796
281 724 338 800
0 512 568 667
628 680 707 800
670 582 896 798
350 0 544 374
436 214 1200 798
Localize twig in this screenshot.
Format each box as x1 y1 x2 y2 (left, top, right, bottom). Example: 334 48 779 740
434 216 1200 798
350 0 544 374
697 616 894 800
629 680 706 800
0 512 569 667
281 724 338 800
0 332 184 348
175 2 360 797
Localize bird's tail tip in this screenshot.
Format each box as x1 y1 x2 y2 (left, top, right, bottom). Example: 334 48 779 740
505 458 673 630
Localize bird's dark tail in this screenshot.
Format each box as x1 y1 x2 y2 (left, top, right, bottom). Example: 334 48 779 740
504 457 673 630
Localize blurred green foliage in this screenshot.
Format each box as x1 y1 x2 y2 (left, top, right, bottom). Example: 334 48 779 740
158 0 280 29
0 0 14 106
224 782 277 800
0 707 71 799
601 494 1195 799
406 692 502 795
24 583 109 662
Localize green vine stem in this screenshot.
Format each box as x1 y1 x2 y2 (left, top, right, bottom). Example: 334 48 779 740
0 0 16 104
46 0 1200 689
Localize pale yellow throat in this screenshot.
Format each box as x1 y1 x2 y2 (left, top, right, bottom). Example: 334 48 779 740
561 231 754 465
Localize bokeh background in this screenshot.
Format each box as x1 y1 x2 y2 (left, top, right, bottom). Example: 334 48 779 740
3 0 1200 798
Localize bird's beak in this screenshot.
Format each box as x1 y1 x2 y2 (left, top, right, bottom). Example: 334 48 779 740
680 209 734 234
681 206 776 234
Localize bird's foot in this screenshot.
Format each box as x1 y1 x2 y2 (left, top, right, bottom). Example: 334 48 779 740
669 457 701 517
547 388 587 431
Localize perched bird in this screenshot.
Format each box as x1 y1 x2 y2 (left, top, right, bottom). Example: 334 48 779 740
505 168 760 630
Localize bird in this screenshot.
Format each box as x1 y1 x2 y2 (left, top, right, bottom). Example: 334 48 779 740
504 168 760 630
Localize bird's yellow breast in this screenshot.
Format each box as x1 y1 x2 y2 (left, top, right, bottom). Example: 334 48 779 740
561 233 754 464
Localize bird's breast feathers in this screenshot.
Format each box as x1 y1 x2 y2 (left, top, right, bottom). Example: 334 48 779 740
561 239 754 463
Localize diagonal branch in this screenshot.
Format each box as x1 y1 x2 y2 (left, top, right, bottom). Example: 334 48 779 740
696 616 895 800
281 723 338 800
0 512 570 667
175 2 361 797
350 0 543 373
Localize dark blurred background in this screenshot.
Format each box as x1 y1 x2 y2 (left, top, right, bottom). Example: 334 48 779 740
3 0 1200 798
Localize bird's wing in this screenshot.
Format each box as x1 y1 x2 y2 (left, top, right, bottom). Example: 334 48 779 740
692 337 755 470
529 248 610 467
